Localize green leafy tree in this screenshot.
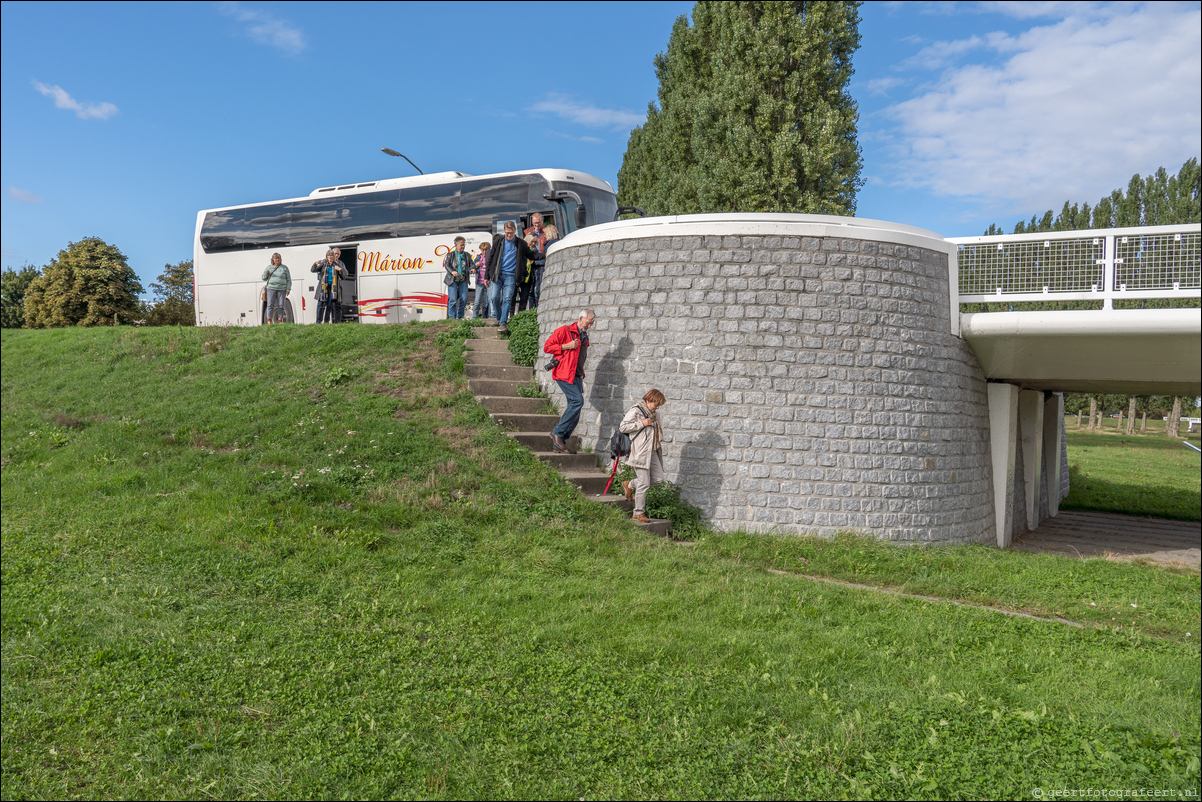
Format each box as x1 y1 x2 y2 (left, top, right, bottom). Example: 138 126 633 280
1 264 41 328
24 238 144 328
146 259 195 326
619 1 864 217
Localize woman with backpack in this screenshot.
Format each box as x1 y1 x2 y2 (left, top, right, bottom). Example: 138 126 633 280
620 388 667 523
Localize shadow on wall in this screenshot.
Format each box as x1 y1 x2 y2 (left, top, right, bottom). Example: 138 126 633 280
586 335 634 453
675 428 733 524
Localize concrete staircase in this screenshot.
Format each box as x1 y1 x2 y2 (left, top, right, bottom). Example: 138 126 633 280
463 325 674 538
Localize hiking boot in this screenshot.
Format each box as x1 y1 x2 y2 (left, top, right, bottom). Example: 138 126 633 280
551 434 568 453
632 513 651 523
622 480 633 502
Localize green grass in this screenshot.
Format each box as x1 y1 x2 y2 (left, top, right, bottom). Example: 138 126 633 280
1062 428 1202 521
2 325 1199 799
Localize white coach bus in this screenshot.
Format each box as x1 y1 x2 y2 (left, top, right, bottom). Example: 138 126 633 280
192 168 618 325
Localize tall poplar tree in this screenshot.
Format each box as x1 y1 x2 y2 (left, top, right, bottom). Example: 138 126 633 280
619 1 863 217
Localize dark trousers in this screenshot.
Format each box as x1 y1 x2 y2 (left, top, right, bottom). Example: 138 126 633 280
512 281 535 315
553 377 584 440
317 293 341 323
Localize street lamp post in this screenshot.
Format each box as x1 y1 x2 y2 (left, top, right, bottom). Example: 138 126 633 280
380 148 423 175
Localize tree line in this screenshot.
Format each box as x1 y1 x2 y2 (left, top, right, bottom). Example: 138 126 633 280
984 158 1200 236
1 237 194 328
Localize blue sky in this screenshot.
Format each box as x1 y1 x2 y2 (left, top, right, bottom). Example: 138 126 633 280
2 1 1199 293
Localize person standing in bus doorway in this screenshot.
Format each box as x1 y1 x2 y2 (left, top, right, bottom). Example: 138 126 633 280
486 221 539 332
472 240 491 319
510 233 539 316
543 307 595 453
531 223 559 310
443 236 471 319
311 249 348 323
523 213 548 311
262 253 292 323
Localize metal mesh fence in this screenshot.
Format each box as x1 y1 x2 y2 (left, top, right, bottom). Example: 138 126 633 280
1114 231 1201 290
958 237 1104 295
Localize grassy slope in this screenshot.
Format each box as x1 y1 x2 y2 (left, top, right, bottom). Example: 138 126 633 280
1061 428 1202 521
2 325 1199 800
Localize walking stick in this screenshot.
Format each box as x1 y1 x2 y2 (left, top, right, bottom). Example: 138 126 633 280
602 455 621 495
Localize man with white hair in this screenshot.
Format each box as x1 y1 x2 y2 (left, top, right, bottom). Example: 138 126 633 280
542 308 596 453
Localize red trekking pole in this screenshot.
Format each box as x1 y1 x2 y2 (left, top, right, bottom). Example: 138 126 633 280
602 454 621 495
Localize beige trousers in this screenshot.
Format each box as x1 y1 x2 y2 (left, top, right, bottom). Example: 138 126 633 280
633 452 665 516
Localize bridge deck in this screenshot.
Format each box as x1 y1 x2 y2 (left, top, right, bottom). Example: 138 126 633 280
1011 510 1200 568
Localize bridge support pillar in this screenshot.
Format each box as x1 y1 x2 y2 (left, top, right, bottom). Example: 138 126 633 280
1043 393 1065 519
1019 389 1045 532
988 383 1020 548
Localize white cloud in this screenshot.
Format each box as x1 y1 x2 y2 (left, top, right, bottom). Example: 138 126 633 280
861 76 908 97
877 4 1201 214
899 35 985 70
9 186 44 203
218 2 306 54
31 81 118 120
527 94 644 130
548 130 606 144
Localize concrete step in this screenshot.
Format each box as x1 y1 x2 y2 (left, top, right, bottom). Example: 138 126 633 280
464 350 518 365
465 339 510 352
534 451 602 471
471 325 501 338
583 494 672 536
489 412 563 431
477 396 549 415
559 470 612 495
587 493 634 513
635 518 675 538
507 432 579 452
465 364 534 382
468 378 535 397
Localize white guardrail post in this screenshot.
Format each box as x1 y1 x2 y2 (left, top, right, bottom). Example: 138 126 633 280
1101 234 1115 310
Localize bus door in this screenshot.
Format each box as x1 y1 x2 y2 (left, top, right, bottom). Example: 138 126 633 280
338 245 359 323
518 210 557 237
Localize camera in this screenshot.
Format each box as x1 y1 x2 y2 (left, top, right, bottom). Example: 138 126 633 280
544 357 559 371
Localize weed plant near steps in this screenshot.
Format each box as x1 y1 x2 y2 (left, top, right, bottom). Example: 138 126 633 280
505 308 539 367
2 324 1199 799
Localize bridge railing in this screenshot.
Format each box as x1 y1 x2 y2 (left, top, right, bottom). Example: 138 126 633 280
948 223 1201 308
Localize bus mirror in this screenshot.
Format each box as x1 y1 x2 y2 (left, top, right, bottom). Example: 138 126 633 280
576 205 587 229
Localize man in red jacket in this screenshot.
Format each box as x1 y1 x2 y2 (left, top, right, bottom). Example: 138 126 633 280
543 308 596 453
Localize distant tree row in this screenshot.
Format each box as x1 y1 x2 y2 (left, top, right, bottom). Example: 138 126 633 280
1 237 193 328
983 158 1200 235
1063 393 1199 439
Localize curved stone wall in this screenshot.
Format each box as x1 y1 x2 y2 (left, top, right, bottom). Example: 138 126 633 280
537 214 994 543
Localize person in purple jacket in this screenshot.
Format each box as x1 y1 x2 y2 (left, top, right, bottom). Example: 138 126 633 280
472 240 491 319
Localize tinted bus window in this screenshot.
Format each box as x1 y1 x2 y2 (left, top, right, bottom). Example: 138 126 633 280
395 185 460 237
459 178 531 231
341 190 399 241
201 208 246 252
560 183 618 227
245 203 292 249
289 197 344 246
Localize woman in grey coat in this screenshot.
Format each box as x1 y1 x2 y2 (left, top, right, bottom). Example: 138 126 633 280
620 388 667 523
262 253 291 323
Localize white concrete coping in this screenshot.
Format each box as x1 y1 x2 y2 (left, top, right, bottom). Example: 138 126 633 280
547 213 956 258
960 308 1202 338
